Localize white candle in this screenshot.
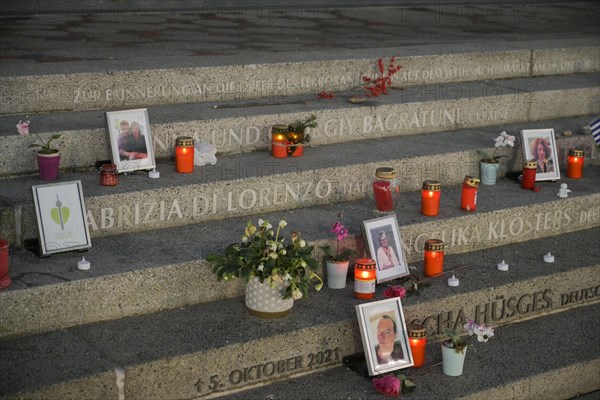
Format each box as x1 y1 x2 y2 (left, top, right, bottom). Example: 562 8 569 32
447 274 459 287
497 260 509 271
543 252 555 263
148 169 160 179
77 257 91 271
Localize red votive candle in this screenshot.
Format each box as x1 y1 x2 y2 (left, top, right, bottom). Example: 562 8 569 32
423 239 444 277
460 176 479 212
408 324 427 368
175 136 195 173
373 167 399 215
421 180 441 216
521 160 537 190
354 258 376 299
271 125 289 158
99 163 119 186
567 149 584 179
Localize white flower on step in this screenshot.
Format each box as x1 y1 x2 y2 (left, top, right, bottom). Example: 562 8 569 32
257 264 264 272
279 220 287 228
258 218 265 226
463 319 476 336
241 236 248 243
292 289 303 300
474 325 494 342
280 249 286 255
268 252 278 259
299 240 306 248
284 272 292 282
494 131 515 148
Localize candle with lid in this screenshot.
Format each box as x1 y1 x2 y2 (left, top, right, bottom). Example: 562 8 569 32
353 258 377 299
566 149 584 179
372 167 400 215
460 176 479 212
423 239 444 277
407 324 427 368
421 180 441 216
447 274 459 287
77 257 91 271
175 136 195 173
148 169 160 179
99 163 119 186
271 124 289 158
521 160 537 190
544 252 555 263
497 260 509 271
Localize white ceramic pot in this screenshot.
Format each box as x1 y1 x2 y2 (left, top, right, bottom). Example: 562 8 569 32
480 161 499 185
326 260 349 289
441 342 467 376
245 276 293 319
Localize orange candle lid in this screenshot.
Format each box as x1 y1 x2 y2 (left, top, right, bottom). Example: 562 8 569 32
422 180 441 191
354 258 376 269
424 239 444 251
568 149 584 157
407 324 427 338
175 136 194 147
463 175 480 188
524 160 537 169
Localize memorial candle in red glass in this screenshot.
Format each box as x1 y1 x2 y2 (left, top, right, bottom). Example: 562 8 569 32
271 125 289 158
353 258 376 299
175 136 195 173
372 167 399 215
423 239 444 277
421 180 441 216
460 176 479 212
408 324 427 368
567 149 584 179
521 160 537 190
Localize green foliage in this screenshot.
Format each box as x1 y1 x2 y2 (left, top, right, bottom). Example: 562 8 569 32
207 219 323 300
444 328 468 354
320 244 357 262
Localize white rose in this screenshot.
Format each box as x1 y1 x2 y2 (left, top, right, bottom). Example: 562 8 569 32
299 240 306 247
279 220 288 228
292 290 303 300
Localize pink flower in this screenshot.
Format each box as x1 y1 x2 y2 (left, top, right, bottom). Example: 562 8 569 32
16 120 30 136
331 221 349 241
372 375 400 397
383 285 406 300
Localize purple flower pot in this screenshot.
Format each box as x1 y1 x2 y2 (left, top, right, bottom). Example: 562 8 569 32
36 152 60 181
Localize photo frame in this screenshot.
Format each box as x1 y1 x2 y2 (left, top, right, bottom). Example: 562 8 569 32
362 214 409 283
356 298 413 375
521 128 560 181
106 108 156 173
32 181 92 256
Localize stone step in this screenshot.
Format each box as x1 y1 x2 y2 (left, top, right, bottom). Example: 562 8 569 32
0 1 598 114
1 114 597 243
217 303 600 400
1 73 598 176
1 229 598 399
1 172 598 338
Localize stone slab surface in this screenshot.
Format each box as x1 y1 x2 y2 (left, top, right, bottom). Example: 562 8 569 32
1 73 598 176
0 172 598 337
1 230 598 398
217 304 600 400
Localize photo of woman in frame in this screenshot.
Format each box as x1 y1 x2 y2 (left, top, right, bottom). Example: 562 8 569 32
521 128 560 181
362 215 409 283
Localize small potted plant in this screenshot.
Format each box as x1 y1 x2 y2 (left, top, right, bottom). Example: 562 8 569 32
17 117 62 181
442 320 494 376
288 114 317 157
320 213 357 289
207 218 323 318
479 131 516 185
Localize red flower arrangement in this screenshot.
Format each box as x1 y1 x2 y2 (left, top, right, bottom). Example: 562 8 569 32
361 57 402 97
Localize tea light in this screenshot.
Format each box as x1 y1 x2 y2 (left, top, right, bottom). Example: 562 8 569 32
421 180 441 216
175 137 195 173
77 257 91 271
407 324 427 368
148 169 160 179
447 274 459 287
423 239 444 277
460 176 479 212
566 149 584 179
497 260 509 271
543 252 555 263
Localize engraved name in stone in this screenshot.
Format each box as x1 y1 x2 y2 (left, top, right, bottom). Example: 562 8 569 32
411 285 600 334
195 348 340 395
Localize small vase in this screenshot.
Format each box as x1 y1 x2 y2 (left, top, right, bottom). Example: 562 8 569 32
36 152 60 181
479 160 499 185
441 342 467 376
245 276 294 319
326 260 349 289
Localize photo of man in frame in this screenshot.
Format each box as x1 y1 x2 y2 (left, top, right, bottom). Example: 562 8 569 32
372 313 404 365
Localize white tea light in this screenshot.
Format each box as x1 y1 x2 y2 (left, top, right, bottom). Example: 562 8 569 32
148 169 160 179
497 260 509 271
543 252 555 263
448 274 459 287
77 257 91 270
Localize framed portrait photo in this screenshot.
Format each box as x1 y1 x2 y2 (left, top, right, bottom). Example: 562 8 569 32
356 298 413 375
362 214 409 283
521 128 560 181
106 108 156 173
32 181 92 256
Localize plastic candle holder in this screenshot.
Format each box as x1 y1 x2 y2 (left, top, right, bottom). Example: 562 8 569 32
421 180 441 216
407 324 427 368
271 124 289 158
353 258 376 299
423 239 444 277
460 176 480 212
372 167 400 215
567 149 584 179
175 136 195 173
521 160 537 190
